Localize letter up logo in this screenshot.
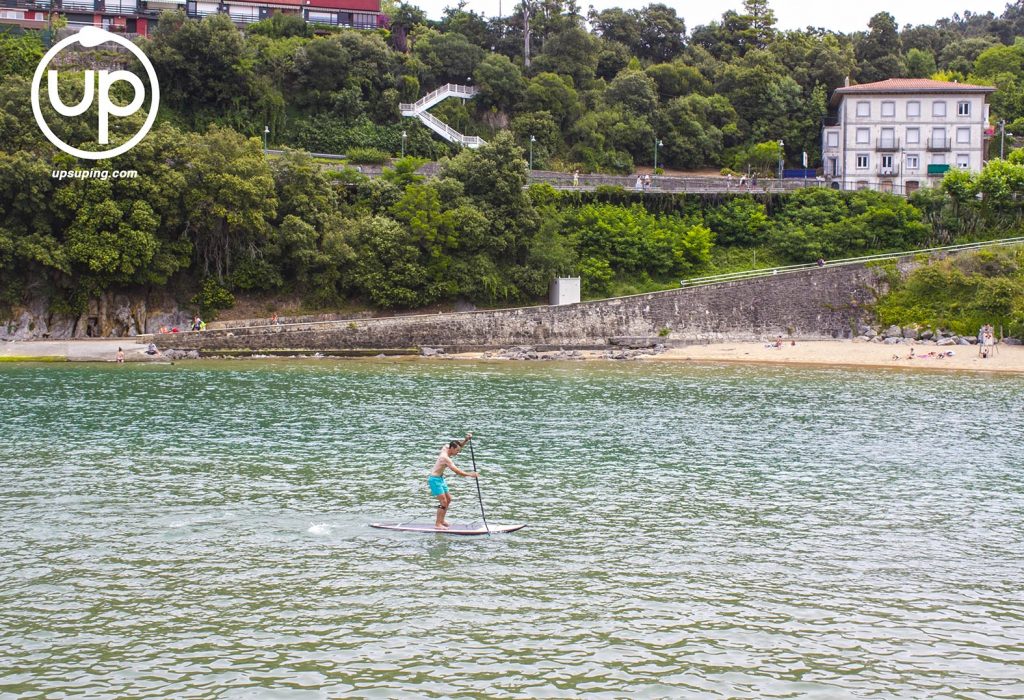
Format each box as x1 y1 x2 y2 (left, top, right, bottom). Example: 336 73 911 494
31 27 159 160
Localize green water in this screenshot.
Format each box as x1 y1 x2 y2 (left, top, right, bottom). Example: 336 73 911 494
1 360 1022 698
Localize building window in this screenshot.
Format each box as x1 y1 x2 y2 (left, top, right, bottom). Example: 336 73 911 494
856 154 869 169
826 131 839 148
957 154 970 169
856 101 870 117
933 101 947 117
906 154 920 170
956 127 971 143
958 101 971 116
906 127 920 144
856 128 870 144
881 154 894 173
881 101 895 117
907 101 921 118
931 154 946 165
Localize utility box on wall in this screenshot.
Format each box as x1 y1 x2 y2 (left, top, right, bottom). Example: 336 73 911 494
549 277 581 306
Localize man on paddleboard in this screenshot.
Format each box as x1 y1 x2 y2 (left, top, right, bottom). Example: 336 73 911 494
429 433 477 529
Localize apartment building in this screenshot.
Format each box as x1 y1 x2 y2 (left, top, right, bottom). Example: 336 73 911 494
0 0 383 36
822 78 995 195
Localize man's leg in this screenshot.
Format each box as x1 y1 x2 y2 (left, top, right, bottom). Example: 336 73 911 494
435 495 448 528
441 493 452 526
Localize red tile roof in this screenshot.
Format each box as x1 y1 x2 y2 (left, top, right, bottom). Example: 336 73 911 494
831 78 994 105
234 0 381 10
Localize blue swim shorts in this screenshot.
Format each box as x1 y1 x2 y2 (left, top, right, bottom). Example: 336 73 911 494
428 475 449 496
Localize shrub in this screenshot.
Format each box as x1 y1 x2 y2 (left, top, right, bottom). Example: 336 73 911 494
346 147 389 165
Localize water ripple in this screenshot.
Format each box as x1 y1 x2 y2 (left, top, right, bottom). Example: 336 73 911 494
0 360 1022 697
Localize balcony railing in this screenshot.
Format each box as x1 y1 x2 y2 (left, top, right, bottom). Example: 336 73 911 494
877 166 900 176
875 138 900 152
926 138 952 152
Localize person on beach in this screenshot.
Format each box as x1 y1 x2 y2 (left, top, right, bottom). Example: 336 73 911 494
115 347 124 363
429 433 477 529
573 170 579 187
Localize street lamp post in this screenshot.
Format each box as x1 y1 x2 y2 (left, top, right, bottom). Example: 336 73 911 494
654 138 662 172
777 139 784 180
529 135 535 171
401 130 407 158
263 125 270 151
899 150 905 196
1000 119 1007 159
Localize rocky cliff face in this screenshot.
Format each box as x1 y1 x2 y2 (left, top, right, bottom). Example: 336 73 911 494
1 292 190 341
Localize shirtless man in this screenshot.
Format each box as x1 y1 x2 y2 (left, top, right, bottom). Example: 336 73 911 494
428 433 477 529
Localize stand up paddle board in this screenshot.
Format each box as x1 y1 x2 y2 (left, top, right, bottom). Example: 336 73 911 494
370 521 526 535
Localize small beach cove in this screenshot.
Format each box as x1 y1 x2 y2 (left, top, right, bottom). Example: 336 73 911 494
5 337 1024 375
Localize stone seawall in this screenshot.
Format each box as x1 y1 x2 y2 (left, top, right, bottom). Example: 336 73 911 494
157 263 891 353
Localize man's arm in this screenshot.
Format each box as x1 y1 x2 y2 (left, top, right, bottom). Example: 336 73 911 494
449 464 477 478
457 432 473 448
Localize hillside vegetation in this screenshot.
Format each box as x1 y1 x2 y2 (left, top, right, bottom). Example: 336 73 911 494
2 1 1024 320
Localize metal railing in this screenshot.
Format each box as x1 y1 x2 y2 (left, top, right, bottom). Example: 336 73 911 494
399 83 477 115
927 138 952 152
875 138 900 151
679 237 1024 288
527 170 827 194
416 110 484 147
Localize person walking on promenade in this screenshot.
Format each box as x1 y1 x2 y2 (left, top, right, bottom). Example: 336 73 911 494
428 433 477 529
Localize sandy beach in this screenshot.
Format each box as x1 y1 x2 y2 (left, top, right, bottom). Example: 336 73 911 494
0 339 153 362
646 340 1024 374
3 338 1023 374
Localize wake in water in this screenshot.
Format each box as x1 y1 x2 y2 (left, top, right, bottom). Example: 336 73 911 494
307 522 331 535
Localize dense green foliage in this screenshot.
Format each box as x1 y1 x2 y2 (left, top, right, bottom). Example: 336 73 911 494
5 2 1024 318
78 0 1024 171
876 246 1024 338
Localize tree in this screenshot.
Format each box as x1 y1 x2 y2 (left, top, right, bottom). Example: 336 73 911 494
905 48 937 77
531 25 600 89
145 12 259 127
0 31 44 78
637 4 687 63
247 12 312 39
183 126 278 282
855 12 904 83
716 49 803 144
704 196 769 246
654 94 738 169
348 215 432 307
473 53 525 112
645 62 711 100
605 69 659 115
385 1 427 53
523 72 581 128
590 6 642 55
412 29 486 89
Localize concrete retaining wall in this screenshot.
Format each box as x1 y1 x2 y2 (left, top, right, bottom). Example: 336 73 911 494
158 263 891 353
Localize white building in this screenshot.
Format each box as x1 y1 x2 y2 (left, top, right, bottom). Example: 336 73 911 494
822 78 995 195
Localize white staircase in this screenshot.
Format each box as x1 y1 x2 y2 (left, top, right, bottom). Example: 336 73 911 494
400 83 485 149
